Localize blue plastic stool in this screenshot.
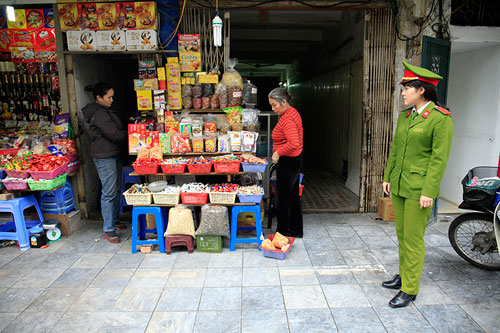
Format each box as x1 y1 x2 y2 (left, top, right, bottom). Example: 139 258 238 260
0 195 45 251
131 206 167 253
120 166 143 213
230 204 263 251
39 180 76 214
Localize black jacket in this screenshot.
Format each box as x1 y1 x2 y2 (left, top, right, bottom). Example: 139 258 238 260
82 103 126 158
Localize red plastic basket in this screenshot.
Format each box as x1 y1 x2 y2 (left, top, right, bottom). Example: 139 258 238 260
132 163 159 175
29 163 68 180
5 169 30 178
2 180 29 190
67 161 80 174
187 162 213 174
66 153 78 162
214 161 241 173
260 234 295 260
161 163 187 174
181 191 209 204
0 148 20 156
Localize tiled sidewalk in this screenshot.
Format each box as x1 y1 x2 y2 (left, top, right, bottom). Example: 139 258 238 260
0 214 499 332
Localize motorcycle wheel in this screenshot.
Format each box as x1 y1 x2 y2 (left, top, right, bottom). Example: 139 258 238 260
448 213 500 271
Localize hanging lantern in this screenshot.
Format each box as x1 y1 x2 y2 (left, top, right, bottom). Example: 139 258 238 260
212 12 223 47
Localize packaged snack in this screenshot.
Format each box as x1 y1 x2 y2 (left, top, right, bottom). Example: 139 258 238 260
58 4 80 31
241 131 258 152
26 9 45 31
182 96 193 109
205 134 216 153
223 106 242 124
135 1 157 29
210 94 219 109
204 122 217 133
221 58 243 89
219 123 231 135
201 97 210 110
180 123 192 136
145 131 160 149
192 137 204 153
97 3 117 30
231 123 243 132
159 133 170 154
179 51 201 72
116 2 136 30
242 109 260 126
196 205 230 238
178 34 200 52
193 97 202 110
53 114 69 139
191 123 203 138
228 131 242 152
136 90 153 110
228 86 243 106
178 134 191 153
242 80 258 107
215 83 228 108
192 85 202 98
217 135 230 153
182 84 193 97
201 84 214 97
129 123 147 153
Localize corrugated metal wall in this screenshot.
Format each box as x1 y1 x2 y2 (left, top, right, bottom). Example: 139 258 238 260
289 60 363 190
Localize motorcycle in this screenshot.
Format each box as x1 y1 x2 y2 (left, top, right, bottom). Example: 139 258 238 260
448 166 500 271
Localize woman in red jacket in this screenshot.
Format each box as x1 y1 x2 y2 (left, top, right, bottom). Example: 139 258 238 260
269 88 304 237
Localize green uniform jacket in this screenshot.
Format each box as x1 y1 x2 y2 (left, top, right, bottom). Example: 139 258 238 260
383 102 454 201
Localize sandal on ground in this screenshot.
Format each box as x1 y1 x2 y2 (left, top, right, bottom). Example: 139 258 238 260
115 222 127 230
104 231 121 243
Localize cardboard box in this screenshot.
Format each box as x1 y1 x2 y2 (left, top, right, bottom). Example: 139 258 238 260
58 4 81 31
135 2 157 30
128 123 147 153
157 67 166 81
136 89 153 110
126 29 157 51
378 197 395 222
97 3 117 30
81 3 98 30
145 130 159 148
197 73 219 84
96 30 126 51
116 2 136 30
178 33 201 52
66 30 97 51
179 51 202 72
43 210 83 237
153 90 166 109
159 133 170 153
134 78 159 90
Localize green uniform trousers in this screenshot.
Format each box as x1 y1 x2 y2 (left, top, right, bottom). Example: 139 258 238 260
392 194 432 295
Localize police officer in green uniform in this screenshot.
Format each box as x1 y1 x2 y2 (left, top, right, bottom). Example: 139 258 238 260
382 61 454 308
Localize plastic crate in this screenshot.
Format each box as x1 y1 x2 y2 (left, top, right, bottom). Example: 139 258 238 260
5 169 30 178
132 163 159 175
238 193 264 203
153 192 180 205
29 163 68 180
196 235 222 253
241 162 268 173
2 179 29 190
260 234 295 260
181 191 208 204
27 174 68 191
214 161 241 173
209 192 237 204
0 148 20 156
123 192 152 205
161 163 187 174
187 162 213 174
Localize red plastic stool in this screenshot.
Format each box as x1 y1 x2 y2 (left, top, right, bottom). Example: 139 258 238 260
164 235 194 255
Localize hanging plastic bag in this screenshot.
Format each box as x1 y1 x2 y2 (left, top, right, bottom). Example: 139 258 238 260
242 81 258 108
221 58 243 89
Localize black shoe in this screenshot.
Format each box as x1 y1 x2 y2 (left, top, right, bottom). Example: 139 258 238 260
389 290 417 308
382 274 401 290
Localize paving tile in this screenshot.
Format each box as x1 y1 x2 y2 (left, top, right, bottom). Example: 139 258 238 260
423 263 470 283
127 269 169 289
370 248 400 264
0 288 45 312
0 313 19 332
303 237 337 251
374 305 435 332
199 287 241 311
2 311 62 332
437 281 500 306
86 238 123 253
326 225 357 238
71 253 114 268
0 253 21 268
95 312 152 333
308 250 346 267
341 214 375 225
359 283 400 307
362 235 398 249
56 240 94 254
418 304 484 332
415 281 454 305
353 226 387 237
340 249 380 266
53 311 107 332
173 252 211 269
242 267 280 286
204 268 242 287
282 285 328 309
2 252 48 270
352 267 392 284
37 252 82 270
424 233 452 247
459 303 500 333
332 236 369 250
423 247 448 263
165 269 206 288
322 284 371 308
280 267 320 285
241 310 289 333
146 311 197 333
194 311 241 333
25 287 84 312
455 264 500 281
156 287 202 311
208 252 243 268
287 309 337 333
138 253 178 270
0 268 32 288
113 287 162 312
69 287 123 312
316 268 357 284
331 307 386 333
105 253 145 269
50 268 101 289
243 251 278 268
242 286 284 310
89 269 135 289
433 246 471 264
12 268 66 288
276 249 313 267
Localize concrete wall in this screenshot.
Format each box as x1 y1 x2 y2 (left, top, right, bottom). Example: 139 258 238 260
441 44 500 204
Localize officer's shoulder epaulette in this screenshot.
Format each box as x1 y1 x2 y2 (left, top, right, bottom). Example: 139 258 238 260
434 106 452 116
402 107 412 118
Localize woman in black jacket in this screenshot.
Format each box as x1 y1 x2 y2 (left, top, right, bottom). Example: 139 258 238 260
82 82 127 243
